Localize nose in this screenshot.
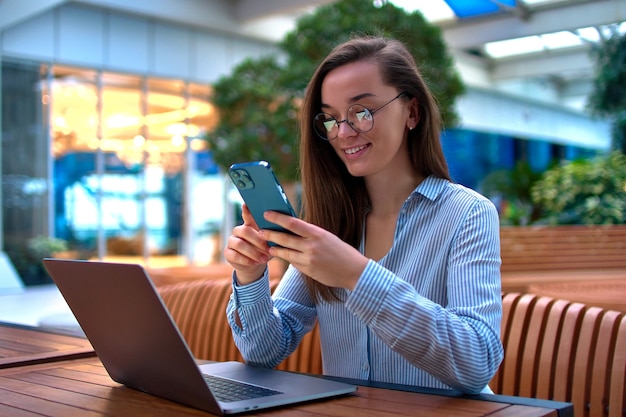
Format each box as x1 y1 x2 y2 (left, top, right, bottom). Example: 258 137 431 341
336 119 357 139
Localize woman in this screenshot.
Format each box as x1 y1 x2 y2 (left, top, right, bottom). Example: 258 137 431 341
224 36 503 394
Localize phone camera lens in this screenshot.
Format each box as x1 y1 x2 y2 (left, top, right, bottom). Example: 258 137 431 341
237 180 246 188
231 171 240 179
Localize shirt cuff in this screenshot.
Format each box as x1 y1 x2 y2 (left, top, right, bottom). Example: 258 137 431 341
345 259 397 325
232 268 272 306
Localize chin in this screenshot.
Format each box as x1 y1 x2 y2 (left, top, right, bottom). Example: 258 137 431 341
344 165 368 178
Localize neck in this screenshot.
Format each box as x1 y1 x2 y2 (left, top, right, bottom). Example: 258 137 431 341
365 169 424 217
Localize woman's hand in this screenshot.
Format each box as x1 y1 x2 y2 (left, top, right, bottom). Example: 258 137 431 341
224 204 272 285
261 211 369 290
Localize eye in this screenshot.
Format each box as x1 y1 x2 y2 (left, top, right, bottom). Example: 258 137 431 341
354 108 372 122
322 118 337 132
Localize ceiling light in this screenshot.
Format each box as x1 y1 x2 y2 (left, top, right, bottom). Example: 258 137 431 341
133 135 145 148
577 27 600 43
171 135 185 147
484 35 543 58
541 31 582 49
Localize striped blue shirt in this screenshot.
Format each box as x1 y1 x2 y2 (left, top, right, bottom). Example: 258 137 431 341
227 176 503 394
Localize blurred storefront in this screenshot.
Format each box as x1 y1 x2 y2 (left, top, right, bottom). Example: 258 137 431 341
2 57 226 276
0 2 276 283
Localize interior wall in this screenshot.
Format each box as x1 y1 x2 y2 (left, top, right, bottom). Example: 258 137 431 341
457 87 611 150
0 2 279 83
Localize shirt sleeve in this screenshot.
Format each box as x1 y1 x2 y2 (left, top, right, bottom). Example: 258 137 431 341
345 198 503 394
226 266 317 368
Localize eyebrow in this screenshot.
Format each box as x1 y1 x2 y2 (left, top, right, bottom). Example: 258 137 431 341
320 92 376 110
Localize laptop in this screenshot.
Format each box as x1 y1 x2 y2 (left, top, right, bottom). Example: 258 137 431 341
42 258 356 415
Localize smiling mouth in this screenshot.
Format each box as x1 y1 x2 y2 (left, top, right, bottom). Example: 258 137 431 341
345 144 369 155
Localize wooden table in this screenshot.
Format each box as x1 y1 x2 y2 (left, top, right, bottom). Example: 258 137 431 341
0 357 573 417
0 323 95 369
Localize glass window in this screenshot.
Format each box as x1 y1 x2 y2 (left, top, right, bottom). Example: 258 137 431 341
1 61 51 285
50 71 219 266
2 60 222 286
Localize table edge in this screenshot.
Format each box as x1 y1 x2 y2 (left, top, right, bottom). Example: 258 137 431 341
319 375 574 417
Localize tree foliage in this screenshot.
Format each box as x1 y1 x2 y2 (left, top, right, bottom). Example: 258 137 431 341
206 0 465 181
207 56 300 180
530 151 626 225
587 29 626 152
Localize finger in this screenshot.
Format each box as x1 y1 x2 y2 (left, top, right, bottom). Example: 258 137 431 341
224 246 266 267
262 229 301 252
223 246 257 267
241 204 260 230
263 211 310 236
267 243 300 266
226 234 269 264
232 224 270 254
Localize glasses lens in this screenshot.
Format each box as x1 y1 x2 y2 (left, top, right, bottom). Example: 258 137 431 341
312 105 375 140
313 113 336 140
348 105 373 132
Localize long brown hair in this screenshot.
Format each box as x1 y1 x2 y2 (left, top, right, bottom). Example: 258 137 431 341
299 36 451 302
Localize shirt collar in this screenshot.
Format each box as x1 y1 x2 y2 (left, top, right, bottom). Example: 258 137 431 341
410 175 448 202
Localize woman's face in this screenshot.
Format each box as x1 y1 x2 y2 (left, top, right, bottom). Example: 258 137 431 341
319 60 416 179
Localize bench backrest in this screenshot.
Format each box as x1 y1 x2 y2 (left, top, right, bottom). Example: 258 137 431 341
492 292 626 417
157 277 322 374
500 225 626 273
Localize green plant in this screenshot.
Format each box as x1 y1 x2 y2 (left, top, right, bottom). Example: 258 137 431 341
480 161 545 225
587 29 626 152
530 151 626 225
206 57 301 181
206 0 465 182
28 236 68 256
5 236 68 286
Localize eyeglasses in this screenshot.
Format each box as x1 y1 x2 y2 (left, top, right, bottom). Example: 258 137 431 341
313 92 406 141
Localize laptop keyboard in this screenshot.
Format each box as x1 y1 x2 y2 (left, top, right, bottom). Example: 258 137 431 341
203 374 283 403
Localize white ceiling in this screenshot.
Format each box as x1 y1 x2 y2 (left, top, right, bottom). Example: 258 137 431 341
231 0 624 112
1 0 624 112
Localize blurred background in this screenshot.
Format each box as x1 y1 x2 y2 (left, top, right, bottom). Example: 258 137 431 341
0 0 624 288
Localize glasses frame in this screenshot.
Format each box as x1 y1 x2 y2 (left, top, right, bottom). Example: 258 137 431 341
313 92 407 141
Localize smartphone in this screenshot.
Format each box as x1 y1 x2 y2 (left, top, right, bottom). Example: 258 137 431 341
228 161 297 246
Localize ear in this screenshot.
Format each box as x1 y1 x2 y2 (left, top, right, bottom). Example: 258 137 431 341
406 97 419 130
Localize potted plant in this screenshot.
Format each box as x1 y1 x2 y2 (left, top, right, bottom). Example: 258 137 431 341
530 151 626 225
5 236 69 286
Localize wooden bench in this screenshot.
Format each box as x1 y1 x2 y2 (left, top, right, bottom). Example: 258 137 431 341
158 279 625 417
500 225 626 293
157 276 322 374
493 292 626 417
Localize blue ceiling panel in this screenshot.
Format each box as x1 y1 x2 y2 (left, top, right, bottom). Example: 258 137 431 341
444 0 517 18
